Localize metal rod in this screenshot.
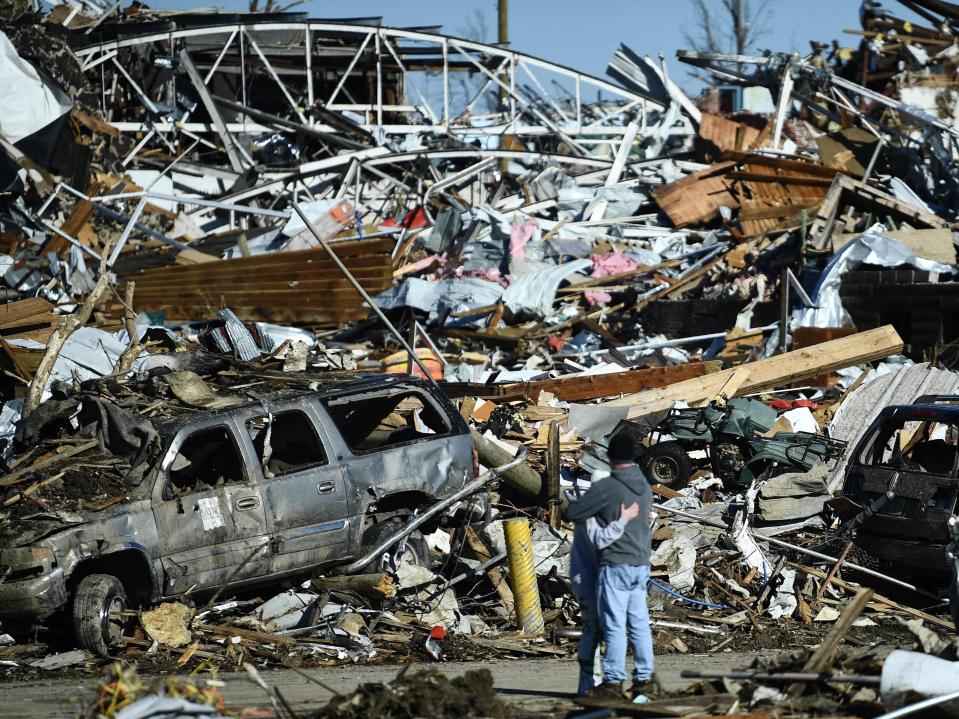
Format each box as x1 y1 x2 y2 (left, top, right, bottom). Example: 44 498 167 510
292 201 437 384
426 551 508 600
680 669 880 685
873 690 959 719
338 448 528 575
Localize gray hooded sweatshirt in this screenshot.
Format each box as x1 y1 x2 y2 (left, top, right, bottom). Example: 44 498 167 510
564 465 652 567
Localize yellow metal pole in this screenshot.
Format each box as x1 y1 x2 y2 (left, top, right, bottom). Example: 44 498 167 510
504 518 544 635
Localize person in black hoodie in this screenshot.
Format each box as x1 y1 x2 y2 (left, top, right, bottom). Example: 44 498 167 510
565 433 656 700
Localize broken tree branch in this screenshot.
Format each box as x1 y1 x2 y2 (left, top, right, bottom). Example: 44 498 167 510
24 248 113 416
113 281 142 376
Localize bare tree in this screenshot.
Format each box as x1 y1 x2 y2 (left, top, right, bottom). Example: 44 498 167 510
249 0 305 13
683 0 772 58
454 9 497 115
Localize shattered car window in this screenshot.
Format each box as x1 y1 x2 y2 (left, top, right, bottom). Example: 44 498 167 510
323 392 450 452
168 426 246 495
858 418 959 476
246 410 327 477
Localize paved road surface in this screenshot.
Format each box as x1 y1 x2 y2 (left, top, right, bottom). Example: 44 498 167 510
4 652 775 718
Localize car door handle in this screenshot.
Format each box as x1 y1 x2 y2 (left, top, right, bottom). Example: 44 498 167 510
317 481 337 495
235 496 260 511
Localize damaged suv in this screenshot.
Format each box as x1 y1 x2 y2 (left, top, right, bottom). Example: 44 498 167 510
0 371 478 655
838 395 959 581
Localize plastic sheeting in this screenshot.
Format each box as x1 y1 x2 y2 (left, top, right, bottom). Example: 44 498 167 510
374 277 505 323
793 228 956 329
502 258 592 319
0 32 71 144
8 327 149 402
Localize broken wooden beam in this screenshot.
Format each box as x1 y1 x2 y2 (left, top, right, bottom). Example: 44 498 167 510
312 573 396 599
442 361 721 402
787 588 873 697
606 325 903 419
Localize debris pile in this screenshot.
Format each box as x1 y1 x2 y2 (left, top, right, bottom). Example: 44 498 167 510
314 667 513 719
0 2 958 718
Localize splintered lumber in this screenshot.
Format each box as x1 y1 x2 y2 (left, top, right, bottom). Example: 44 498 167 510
0 297 59 381
787 588 873 697
546 421 562 529
652 162 737 227
466 527 515 617
312 573 396 599
789 562 955 631
25 264 112 415
606 325 903 419
195 623 296 647
105 239 394 326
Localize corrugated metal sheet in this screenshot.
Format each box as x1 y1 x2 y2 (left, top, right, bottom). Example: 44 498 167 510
108 239 394 327
826 362 959 491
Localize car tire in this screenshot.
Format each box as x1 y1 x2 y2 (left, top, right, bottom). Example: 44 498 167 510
362 518 431 571
642 442 693 489
73 574 128 657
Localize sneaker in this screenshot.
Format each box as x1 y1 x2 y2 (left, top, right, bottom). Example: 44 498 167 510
628 675 661 701
585 682 626 700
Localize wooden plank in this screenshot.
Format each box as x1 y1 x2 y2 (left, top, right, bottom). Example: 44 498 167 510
0 298 56 329
439 363 722 401
651 162 737 227
605 326 903 418
546 421 561 529
788 562 955 631
722 151 839 177
787 588 873 697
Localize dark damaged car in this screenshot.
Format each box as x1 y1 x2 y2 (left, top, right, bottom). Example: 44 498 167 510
836 396 959 613
0 371 481 655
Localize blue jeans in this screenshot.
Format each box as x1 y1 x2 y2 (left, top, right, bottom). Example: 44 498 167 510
597 563 654 684
576 596 601 695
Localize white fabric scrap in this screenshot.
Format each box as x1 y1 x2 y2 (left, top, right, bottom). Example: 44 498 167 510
794 229 956 329
766 568 797 620
0 32 72 144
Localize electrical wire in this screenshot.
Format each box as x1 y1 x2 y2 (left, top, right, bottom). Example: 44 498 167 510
649 578 730 609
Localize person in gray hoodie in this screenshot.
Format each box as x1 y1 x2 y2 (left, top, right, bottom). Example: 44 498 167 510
565 433 655 699
569 500 640 695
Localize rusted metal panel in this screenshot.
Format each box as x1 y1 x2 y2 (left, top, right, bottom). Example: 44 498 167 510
107 239 394 326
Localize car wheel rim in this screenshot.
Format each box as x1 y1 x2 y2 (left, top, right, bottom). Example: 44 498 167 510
101 595 126 647
651 457 679 483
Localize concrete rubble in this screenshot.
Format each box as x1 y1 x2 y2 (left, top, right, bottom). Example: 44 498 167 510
1 1 959 718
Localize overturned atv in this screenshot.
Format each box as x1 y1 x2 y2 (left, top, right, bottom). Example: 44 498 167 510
631 398 847 489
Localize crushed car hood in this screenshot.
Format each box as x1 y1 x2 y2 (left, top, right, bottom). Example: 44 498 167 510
0 513 85 547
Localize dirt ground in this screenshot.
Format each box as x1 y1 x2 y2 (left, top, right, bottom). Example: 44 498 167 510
3 652 793 718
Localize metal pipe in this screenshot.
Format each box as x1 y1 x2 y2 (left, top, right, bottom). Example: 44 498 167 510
426 551 508 601
292 201 437 385
652 502 936 597
680 669 879 685
505 517 545 636
338 448 528 575
874 690 959 719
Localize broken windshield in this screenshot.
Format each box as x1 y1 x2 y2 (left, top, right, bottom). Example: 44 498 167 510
858 416 959 476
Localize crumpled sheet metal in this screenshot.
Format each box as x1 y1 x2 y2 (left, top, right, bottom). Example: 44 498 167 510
827 362 959 492
793 229 957 329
